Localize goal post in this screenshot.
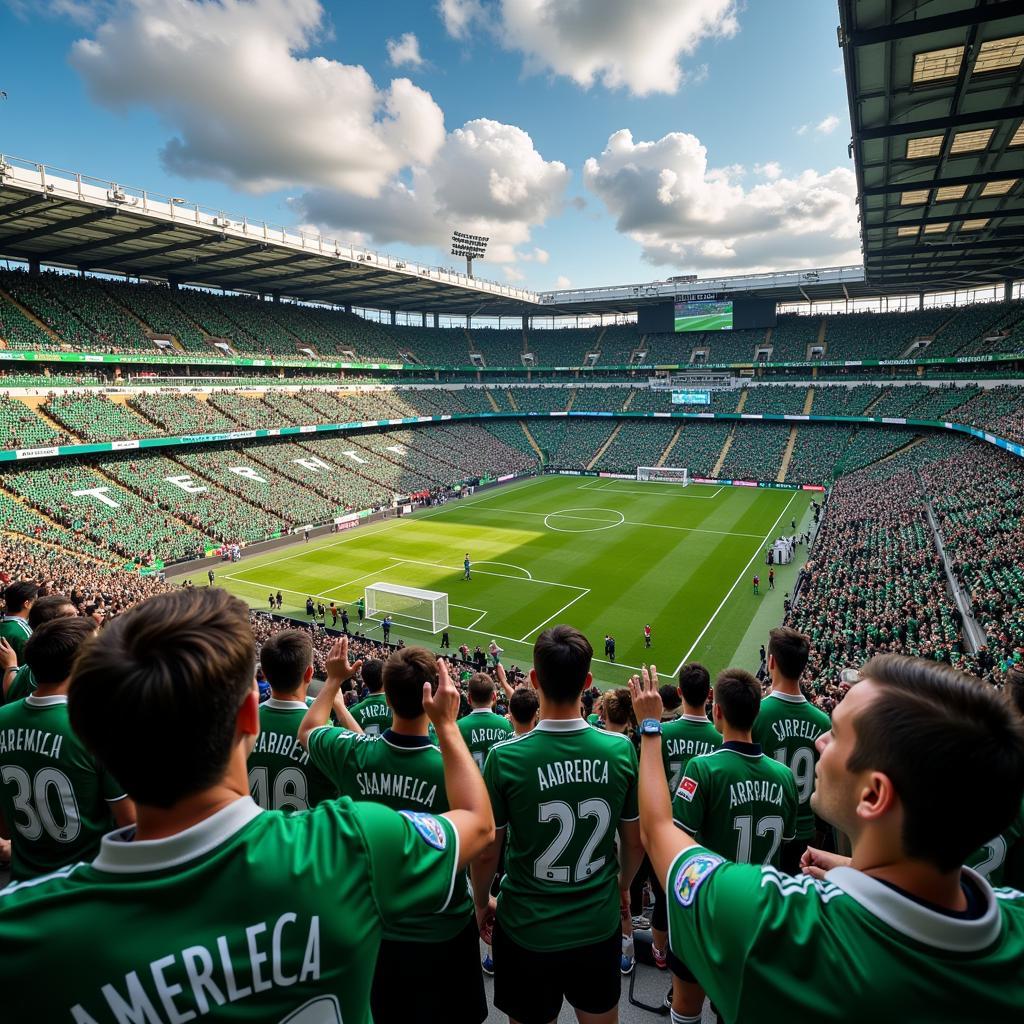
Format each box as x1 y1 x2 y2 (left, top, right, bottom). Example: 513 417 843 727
636 466 690 486
365 582 449 634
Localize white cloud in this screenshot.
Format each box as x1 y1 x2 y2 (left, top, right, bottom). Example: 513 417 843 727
69 0 445 196
439 0 739 96
583 129 860 275
795 124 809 136
503 265 526 281
519 247 550 263
387 32 424 68
816 114 840 135
294 118 570 265
555 275 572 288
754 161 782 180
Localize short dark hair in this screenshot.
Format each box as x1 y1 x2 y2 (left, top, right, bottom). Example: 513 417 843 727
361 659 384 694
383 647 437 720
768 627 810 681
468 672 495 706
851 654 1024 872
259 629 312 693
678 662 711 707
509 687 539 725
1006 664 1024 719
24 617 96 687
69 589 255 808
3 581 38 615
603 688 635 729
27 594 78 629
714 668 761 731
659 684 681 712
533 625 592 703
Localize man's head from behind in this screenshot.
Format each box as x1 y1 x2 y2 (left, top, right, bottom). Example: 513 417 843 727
509 687 539 730
712 668 761 733
468 672 495 708
813 654 1024 873
767 626 810 684
4 580 38 617
383 646 438 720
361 658 384 694
69 588 256 809
25 617 97 689
531 625 592 705
259 629 313 696
28 594 78 629
678 662 712 712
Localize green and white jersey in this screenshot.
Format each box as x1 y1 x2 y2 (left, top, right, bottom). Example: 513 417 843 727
248 698 337 811
968 799 1024 889
0 796 461 1024
3 664 35 705
665 846 1024 1023
661 714 722 793
457 707 513 770
673 742 798 867
0 694 126 880
752 690 831 840
349 693 392 736
305 726 472 942
483 718 639 951
0 616 31 662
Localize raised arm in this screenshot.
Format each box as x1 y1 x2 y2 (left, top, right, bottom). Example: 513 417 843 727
630 666 698 884
425 659 495 867
299 637 363 748
494 663 514 701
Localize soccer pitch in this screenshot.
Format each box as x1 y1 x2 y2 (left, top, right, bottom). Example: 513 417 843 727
675 313 734 332
216 476 813 687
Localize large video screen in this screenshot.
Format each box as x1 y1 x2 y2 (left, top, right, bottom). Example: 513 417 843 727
674 297 733 333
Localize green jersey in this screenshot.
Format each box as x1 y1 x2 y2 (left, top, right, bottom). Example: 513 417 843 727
0 796 461 1024
673 743 798 867
752 690 831 840
483 718 639 951
665 846 1024 1023
248 698 337 810
968 799 1024 889
0 695 126 880
661 713 722 793
0 616 31 662
4 664 34 705
305 726 472 942
457 707 513 770
349 693 392 736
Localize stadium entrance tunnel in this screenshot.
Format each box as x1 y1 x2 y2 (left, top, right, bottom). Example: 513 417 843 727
542 508 625 533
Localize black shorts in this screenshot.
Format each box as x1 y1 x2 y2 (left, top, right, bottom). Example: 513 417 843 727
668 948 698 983
371 917 487 1024
492 922 620 1023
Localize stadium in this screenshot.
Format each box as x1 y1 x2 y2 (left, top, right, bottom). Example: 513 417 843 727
0 1 1022 1022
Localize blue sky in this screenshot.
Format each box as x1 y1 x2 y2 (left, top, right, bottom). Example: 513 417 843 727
0 1 859 291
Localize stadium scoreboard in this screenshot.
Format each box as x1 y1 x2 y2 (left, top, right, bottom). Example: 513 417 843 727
637 295 776 334
674 294 733 333
671 390 712 405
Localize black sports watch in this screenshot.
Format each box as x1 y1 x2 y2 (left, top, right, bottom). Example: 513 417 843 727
639 718 662 736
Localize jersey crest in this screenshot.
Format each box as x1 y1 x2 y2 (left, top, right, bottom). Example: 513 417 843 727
400 811 448 850
677 776 699 801
674 852 723 906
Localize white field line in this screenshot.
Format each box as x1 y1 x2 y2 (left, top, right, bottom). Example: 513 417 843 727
475 506 763 539
578 480 724 499
396 556 586 591
670 491 799 677
466 611 487 630
518 588 591 642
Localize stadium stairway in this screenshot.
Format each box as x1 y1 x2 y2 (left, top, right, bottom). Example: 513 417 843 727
777 427 798 483
484 389 501 412
506 390 521 412
734 389 748 413
0 481 109 559
518 422 545 461
587 422 623 470
711 424 736 477
20 395 81 440
0 285 64 348
565 387 578 411
656 424 684 466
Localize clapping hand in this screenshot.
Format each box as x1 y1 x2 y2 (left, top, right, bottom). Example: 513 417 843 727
325 635 362 685
0 637 16 674
423 658 459 729
628 664 663 723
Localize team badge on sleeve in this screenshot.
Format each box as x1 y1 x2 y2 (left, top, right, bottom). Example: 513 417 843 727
676 776 699 802
673 853 723 906
400 811 448 850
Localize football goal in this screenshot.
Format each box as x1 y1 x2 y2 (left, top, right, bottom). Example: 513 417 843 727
636 466 690 486
365 582 449 634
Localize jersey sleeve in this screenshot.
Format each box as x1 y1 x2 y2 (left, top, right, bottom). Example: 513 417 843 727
350 801 462 925
482 747 507 829
672 759 705 835
621 741 639 821
305 724 361 784
99 762 128 802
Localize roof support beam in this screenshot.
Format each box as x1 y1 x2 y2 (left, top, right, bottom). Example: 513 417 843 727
0 208 115 248
41 223 173 261
845 1 1020 46
861 169 1024 196
0 193 63 220
92 234 220 272
158 243 269 275
182 252 317 285
858 105 1024 141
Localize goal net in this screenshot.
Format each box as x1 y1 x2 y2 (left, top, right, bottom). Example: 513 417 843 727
637 466 690 486
365 582 449 634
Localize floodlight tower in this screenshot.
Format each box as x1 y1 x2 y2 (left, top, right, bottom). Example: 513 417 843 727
451 230 489 278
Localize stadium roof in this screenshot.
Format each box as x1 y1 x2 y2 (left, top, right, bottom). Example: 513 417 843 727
841 0 1024 292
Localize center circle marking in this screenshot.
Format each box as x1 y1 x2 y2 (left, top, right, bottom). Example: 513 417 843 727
542 507 626 534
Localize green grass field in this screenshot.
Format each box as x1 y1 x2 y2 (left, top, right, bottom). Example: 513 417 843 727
675 312 734 332
212 476 813 687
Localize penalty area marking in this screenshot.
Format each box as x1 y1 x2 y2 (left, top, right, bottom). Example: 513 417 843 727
470 560 533 580
542 508 626 533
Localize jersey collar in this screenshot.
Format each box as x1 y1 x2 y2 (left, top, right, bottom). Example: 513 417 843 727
536 718 589 733
719 740 762 757
766 690 807 704
825 866 1002 953
469 707 494 715
264 697 308 710
24 694 67 707
92 796 262 874
681 713 712 723
382 730 432 749
1 616 31 633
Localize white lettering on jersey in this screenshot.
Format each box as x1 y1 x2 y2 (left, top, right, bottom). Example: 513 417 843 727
536 759 610 792
252 731 310 766
0 727 62 759
728 779 786 809
72 487 120 509
71 914 320 1023
355 772 438 807
770 719 824 743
